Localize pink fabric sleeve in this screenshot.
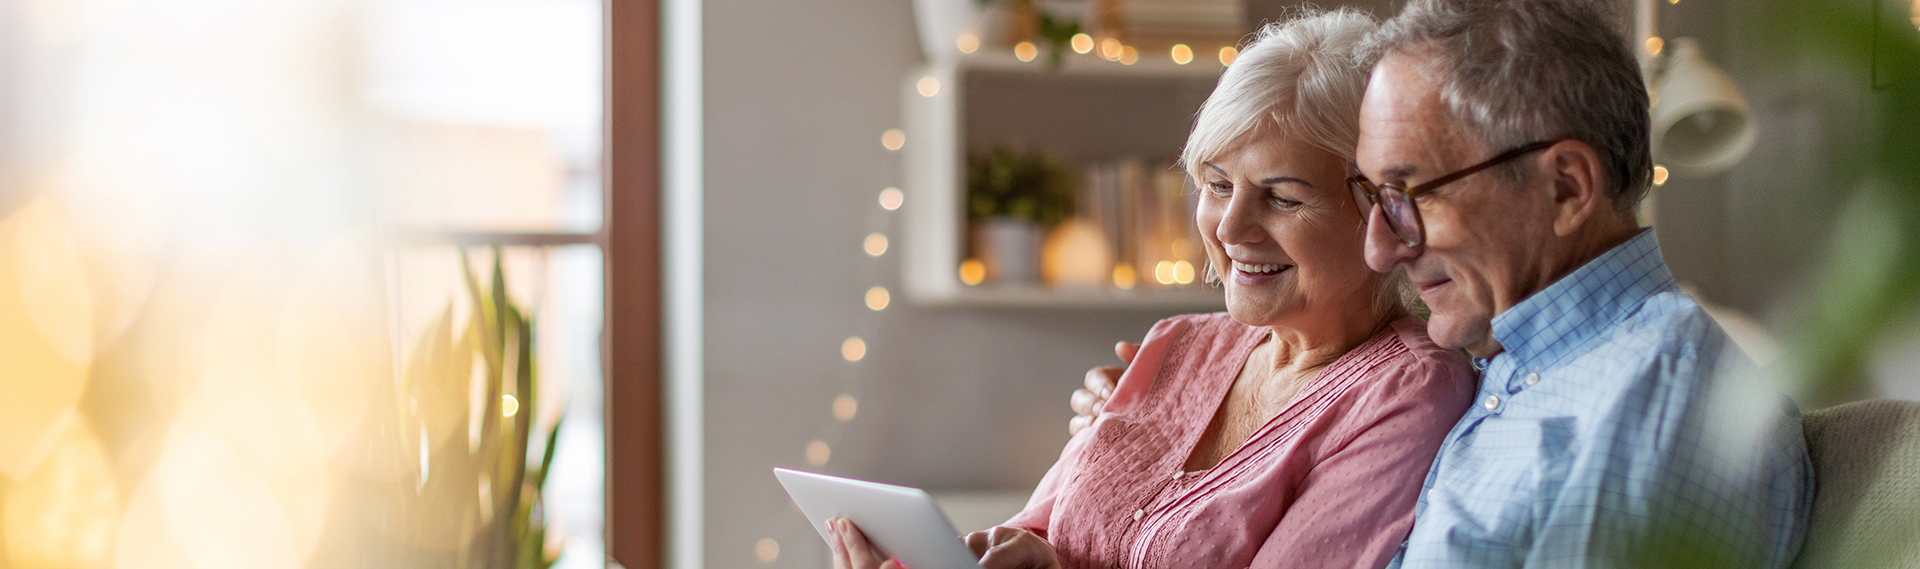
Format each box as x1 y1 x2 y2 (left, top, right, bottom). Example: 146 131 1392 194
1248 358 1473 569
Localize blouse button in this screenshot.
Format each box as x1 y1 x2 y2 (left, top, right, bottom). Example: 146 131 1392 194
1133 509 1144 521
1483 394 1501 411
1525 372 1541 386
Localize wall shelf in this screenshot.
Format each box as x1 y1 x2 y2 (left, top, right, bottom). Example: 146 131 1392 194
900 54 1225 310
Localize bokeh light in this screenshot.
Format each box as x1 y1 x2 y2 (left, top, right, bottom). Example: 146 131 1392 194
0 199 95 482
5 420 119 569
1120 46 1139 65
756 538 780 564
1014 41 1038 62
1219 46 1239 66
841 336 866 362
1112 264 1138 290
833 394 858 422
865 286 890 311
916 76 940 97
878 187 904 211
881 129 905 151
805 440 831 466
1070 33 1093 54
1654 165 1671 186
1171 44 1193 65
863 233 888 257
958 259 986 285
1100 38 1122 61
956 34 979 54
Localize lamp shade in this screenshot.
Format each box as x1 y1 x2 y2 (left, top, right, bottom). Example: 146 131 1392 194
1650 37 1756 177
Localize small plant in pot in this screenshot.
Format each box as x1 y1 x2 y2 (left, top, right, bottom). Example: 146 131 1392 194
966 145 1074 284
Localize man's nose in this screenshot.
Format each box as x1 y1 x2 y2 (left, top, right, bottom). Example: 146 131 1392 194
1363 204 1420 272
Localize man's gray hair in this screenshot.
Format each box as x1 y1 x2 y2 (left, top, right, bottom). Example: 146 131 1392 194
1358 0 1653 214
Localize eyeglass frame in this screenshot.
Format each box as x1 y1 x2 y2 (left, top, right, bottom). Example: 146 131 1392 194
1348 139 1566 248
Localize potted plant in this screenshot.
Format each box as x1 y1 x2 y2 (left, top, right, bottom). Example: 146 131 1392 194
966 145 1075 284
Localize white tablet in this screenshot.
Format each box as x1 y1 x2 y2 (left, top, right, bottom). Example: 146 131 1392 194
773 468 983 569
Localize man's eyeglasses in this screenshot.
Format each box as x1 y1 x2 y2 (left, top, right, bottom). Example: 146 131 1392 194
1348 140 1564 248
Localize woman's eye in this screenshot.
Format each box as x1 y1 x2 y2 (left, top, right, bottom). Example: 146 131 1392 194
1268 194 1302 208
1206 182 1232 196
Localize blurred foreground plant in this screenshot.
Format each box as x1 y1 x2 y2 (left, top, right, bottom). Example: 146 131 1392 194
390 247 562 569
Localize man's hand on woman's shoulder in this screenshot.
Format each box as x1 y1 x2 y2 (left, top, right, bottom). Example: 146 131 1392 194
1068 341 1137 436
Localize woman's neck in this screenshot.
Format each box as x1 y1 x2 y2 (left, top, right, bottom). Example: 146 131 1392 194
1260 302 1404 377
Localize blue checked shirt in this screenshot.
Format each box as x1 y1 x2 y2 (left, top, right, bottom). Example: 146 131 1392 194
1389 230 1814 569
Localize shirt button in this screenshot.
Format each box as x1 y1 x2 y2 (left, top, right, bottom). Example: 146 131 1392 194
1525 373 1540 386
1483 394 1501 411
1133 509 1145 521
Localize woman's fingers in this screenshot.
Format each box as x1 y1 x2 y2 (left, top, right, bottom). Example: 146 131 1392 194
963 530 994 557
827 518 887 569
1067 414 1092 436
976 527 1061 569
1083 366 1119 397
1115 341 1139 365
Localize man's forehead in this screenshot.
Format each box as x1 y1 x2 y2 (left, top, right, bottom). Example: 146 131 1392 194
1358 52 1466 175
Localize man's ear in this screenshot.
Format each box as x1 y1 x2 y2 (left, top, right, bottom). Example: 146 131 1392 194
1543 140 1607 237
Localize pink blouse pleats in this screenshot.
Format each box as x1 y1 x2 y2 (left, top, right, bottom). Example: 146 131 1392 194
1004 313 1474 569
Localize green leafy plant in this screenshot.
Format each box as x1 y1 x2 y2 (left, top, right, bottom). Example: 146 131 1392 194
393 246 563 569
966 144 1076 225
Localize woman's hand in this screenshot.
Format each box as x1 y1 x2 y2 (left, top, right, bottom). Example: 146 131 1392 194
826 518 903 569
963 526 1060 569
1069 341 1137 436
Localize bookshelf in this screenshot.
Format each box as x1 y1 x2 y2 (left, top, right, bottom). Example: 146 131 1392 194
900 52 1229 309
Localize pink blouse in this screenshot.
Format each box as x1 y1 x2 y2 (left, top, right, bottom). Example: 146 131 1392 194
1004 313 1474 569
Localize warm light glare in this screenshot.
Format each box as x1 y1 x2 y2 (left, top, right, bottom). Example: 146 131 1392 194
1173 260 1195 284
5 421 118 569
865 286 890 311
841 337 866 362
1171 44 1193 65
1100 38 1123 61
1112 264 1138 290
916 76 940 97
0 199 95 482
1071 33 1094 54
1646 37 1664 56
863 233 888 257
756 538 781 564
833 394 858 422
1155 260 1176 285
881 129 905 151
1219 46 1239 66
1014 41 1038 62
1653 165 1670 186
1120 46 1139 65
958 259 987 285
957 34 980 54
1912 0 1918 28
502 394 519 417
805 440 831 466
878 187 904 210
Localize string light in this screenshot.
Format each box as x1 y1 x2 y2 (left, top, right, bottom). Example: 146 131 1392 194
958 259 986 285
863 233 888 257
755 538 780 564
917 76 940 97
1014 41 1038 62
957 34 979 54
1154 260 1175 284
1071 33 1093 54
1170 44 1192 65
1653 165 1670 186
1119 46 1138 65
1100 38 1123 61
881 129 905 151
1219 46 1238 66
805 440 831 465
502 394 519 417
841 337 866 361
1173 260 1195 284
833 394 858 422
1112 264 1138 289
1645 37 1664 56
878 187 903 210
864 286 890 311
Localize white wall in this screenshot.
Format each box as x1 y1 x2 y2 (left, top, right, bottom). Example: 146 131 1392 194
699 2 1191 567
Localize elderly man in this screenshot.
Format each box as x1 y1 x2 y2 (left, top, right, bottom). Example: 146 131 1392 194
1347 0 1812 567
1071 0 1812 566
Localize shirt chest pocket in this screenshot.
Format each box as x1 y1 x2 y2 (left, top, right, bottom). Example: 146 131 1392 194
1433 415 1578 544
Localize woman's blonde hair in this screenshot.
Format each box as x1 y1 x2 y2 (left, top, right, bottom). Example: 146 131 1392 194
1183 7 1415 315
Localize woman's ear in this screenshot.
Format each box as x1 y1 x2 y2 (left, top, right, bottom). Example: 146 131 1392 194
1544 140 1607 237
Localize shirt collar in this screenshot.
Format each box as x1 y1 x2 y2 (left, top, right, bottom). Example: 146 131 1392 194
1490 228 1674 372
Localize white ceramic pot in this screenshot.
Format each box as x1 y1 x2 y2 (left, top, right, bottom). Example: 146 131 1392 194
976 218 1041 285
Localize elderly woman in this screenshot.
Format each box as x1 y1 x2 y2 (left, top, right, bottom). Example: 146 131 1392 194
828 9 1473 569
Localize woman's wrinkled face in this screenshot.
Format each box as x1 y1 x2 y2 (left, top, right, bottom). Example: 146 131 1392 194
1197 130 1377 330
